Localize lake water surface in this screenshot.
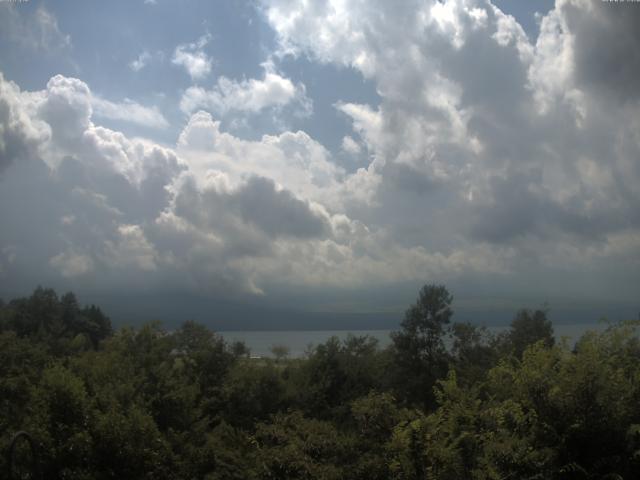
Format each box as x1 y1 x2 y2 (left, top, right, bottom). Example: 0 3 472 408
220 322 610 358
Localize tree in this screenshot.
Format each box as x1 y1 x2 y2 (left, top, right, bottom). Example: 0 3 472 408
508 307 554 358
254 411 346 480
230 340 250 358
293 335 385 418
270 344 290 362
449 322 497 386
391 284 453 409
222 361 286 428
78 304 112 348
26 364 94 478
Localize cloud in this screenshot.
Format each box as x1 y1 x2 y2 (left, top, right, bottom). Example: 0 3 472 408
1 0 640 310
103 224 159 271
38 75 93 150
129 50 164 72
549 1 640 103
91 96 169 129
341 136 361 155
172 34 213 81
0 5 71 52
0 69 510 301
0 73 184 292
180 62 312 117
258 0 640 296
130 51 150 72
176 111 343 207
50 251 94 278
177 175 331 240
0 73 51 172
35 74 168 145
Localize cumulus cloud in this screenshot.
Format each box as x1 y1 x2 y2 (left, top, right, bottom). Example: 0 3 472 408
1 0 639 310
533 0 640 105
176 111 343 207
172 34 213 81
0 74 51 172
38 75 92 149
0 67 519 301
175 175 330 240
33 75 172 165
180 62 312 117
0 73 181 291
259 0 640 296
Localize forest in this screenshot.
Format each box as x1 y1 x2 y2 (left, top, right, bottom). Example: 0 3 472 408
1 285 639 479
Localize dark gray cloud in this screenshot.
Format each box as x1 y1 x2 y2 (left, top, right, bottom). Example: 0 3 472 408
467 172 618 244
175 175 329 240
383 162 440 196
565 1 640 103
235 176 329 238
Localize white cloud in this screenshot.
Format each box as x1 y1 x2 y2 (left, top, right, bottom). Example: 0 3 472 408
527 2 575 114
172 34 213 81
1 0 640 307
103 224 159 271
2 71 497 298
38 74 93 145
129 48 164 75
91 96 169 129
130 50 153 72
180 62 312 117
335 102 383 154
176 111 342 208
258 0 640 296
341 136 361 155
50 251 94 278
0 5 71 52
0 73 51 171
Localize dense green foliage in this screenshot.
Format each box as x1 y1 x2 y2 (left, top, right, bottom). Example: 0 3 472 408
1 285 639 479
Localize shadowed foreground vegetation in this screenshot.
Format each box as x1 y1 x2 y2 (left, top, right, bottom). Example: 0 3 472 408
1 285 639 479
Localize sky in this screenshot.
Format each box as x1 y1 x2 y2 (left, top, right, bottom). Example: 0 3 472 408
0 0 639 328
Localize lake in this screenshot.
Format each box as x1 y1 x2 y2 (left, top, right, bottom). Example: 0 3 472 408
219 322 611 358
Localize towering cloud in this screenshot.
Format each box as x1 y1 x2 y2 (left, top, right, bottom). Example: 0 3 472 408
261 0 640 273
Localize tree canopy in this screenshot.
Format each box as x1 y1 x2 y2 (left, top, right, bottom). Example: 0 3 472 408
1 285 639 479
